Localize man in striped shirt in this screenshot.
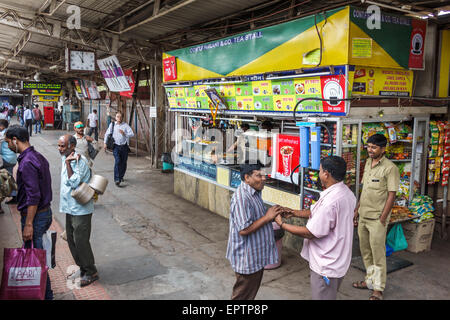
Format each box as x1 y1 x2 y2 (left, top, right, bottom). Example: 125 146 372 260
226 162 284 300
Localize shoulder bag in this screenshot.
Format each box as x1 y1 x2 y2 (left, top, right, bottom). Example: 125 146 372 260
106 122 115 151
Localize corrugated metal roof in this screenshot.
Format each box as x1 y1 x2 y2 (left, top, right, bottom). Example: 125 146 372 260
0 0 449 82
123 0 274 39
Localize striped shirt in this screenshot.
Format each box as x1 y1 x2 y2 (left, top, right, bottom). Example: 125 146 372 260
226 182 277 274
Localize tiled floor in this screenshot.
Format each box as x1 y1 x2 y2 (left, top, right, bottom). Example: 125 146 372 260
8 204 111 300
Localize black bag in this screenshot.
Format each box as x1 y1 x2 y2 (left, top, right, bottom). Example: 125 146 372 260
88 141 99 159
106 122 115 151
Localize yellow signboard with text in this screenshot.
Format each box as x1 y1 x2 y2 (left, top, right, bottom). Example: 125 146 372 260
352 66 413 96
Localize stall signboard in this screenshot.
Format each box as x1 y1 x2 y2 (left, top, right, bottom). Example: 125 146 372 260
22 82 61 90
349 7 427 70
352 66 414 96
97 55 130 92
163 6 348 81
38 96 59 102
166 66 349 115
163 6 427 83
32 89 62 96
271 134 300 183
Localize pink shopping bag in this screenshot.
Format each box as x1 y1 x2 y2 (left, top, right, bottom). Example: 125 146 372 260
0 242 48 300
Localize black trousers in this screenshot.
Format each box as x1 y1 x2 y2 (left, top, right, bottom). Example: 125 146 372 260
25 119 33 137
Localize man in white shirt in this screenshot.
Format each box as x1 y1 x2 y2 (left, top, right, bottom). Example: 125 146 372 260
104 111 134 186
23 105 33 137
87 109 98 141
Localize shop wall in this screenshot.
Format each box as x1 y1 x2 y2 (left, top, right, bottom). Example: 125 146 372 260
437 29 450 98
80 98 153 154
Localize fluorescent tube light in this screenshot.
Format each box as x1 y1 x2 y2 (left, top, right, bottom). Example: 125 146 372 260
266 72 331 80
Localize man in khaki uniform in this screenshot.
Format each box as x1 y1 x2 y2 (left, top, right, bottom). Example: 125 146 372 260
353 134 399 300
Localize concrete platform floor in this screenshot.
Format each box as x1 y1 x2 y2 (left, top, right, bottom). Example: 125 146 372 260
1 125 450 300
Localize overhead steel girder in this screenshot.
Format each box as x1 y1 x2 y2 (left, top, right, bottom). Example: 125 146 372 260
0 30 32 71
0 7 160 66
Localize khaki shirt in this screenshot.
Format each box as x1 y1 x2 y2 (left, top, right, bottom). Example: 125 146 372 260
359 156 399 219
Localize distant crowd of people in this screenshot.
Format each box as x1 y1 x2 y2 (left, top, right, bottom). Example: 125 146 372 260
0 104 43 137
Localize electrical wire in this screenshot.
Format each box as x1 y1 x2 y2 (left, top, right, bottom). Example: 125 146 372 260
292 97 354 123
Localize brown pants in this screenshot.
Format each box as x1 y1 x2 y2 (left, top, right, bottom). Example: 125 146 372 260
231 269 264 300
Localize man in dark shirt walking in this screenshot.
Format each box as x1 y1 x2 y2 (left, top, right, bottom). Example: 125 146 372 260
4 125 54 300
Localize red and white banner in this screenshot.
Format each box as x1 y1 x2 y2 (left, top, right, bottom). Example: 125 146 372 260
120 69 135 98
271 133 300 183
163 56 177 81
408 19 427 70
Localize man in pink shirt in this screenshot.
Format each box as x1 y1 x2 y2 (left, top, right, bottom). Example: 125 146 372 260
275 156 356 300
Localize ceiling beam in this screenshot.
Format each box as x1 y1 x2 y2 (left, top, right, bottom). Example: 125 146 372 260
0 6 160 66
108 0 199 34
39 0 67 16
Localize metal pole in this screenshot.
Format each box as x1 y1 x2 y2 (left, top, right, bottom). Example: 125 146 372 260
300 167 305 210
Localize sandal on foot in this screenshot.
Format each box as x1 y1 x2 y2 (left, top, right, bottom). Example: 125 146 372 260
352 281 368 289
369 293 383 300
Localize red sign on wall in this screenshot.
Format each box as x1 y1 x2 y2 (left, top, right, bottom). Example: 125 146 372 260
320 75 346 114
120 69 135 98
163 56 177 81
408 19 427 70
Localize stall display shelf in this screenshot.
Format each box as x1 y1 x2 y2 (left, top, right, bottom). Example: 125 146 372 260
304 186 321 193
185 139 218 146
389 215 421 225
390 159 412 162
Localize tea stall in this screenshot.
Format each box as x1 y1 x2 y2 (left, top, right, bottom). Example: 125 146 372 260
163 5 448 252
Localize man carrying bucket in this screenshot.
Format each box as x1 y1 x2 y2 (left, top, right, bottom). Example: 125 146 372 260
58 134 99 287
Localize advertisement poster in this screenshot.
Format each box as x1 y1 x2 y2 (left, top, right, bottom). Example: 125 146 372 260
352 66 413 96
73 80 100 99
163 56 177 82
97 55 130 92
85 80 100 100
120 69 136 98
271 134 301 183
165 66 348 116
409 19 427 69
320 75 346 113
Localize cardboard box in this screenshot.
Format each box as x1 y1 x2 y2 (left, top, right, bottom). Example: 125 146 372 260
402 219 435 253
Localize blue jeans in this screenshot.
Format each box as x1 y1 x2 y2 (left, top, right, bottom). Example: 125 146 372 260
87 127 98 141
113 144 129 182
34 120 41 133
21 209 54 300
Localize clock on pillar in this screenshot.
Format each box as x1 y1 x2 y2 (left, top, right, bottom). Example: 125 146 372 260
65 48 96 72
